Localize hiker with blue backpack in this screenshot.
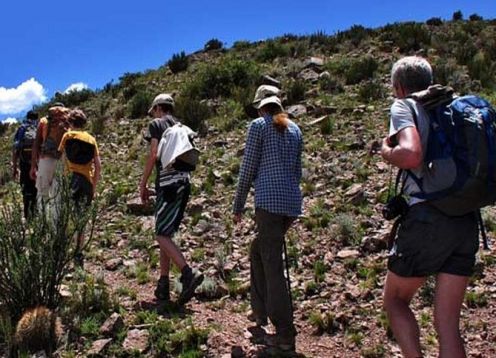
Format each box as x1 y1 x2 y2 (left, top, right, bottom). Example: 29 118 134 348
381 56 496 358
12 110 39 219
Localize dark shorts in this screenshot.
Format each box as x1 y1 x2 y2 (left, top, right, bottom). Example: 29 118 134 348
155 181 190 237
388 203 479 277
71 173 93 209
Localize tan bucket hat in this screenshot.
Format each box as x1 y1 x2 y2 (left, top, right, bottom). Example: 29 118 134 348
148 93 175 114
252 85 280 108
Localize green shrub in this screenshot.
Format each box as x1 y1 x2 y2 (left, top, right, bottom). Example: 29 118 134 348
209 99 244 132
168 51 189 74
0 178 97 323
328 56 379 85
426 17 443 26
53 88 94 108
469 13 483 21
204 38 223 51
337 24 371 47
149 319 208 356
183 56 260 101
309 311 340 335
128 90 154 119
380 22 431 53
467 51 495 88
320 117 334 135
174 97 212 132
91 117 106 136
333 213 361 246
452 10 463 21
256 40 291 62
286 79 306 105
358 80 385 102
232 40 252 51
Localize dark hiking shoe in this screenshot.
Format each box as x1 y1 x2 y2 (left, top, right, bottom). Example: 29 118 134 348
154 277 170 301
74 253 85 268
265 333 296 353
178 267 204 305
247 311 268 327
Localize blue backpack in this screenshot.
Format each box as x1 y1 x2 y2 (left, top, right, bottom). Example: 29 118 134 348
405 89 496 217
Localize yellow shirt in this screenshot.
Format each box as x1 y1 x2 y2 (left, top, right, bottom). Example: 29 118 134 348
58 130 99 184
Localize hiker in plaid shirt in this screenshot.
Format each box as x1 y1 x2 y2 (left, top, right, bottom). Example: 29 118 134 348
233 85 303 354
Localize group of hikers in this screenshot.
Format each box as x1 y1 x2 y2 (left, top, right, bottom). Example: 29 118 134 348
10 55 494 357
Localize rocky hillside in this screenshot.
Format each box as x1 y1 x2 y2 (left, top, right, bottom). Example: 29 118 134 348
1 15 496 357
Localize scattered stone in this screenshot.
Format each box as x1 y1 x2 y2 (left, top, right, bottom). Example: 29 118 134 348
286 105 307 118
122 329 149 353
100 313 125 337
298 68 320 82
126 196 154 216
304 56 324 69
87 338 112 357
344 184 363 197
319 71 331 80
309 116 328 126
313 106 337 116
105 258 123 271
59 284 72 299
193 219 211 235
261 75 281 87
337 249 360 259
361 236 387 253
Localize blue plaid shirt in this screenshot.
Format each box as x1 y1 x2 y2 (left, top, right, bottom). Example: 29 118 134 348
233 115 303 217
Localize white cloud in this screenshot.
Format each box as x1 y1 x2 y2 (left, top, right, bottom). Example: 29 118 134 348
0 78 47 115
64 82 88 94
2 117 18 124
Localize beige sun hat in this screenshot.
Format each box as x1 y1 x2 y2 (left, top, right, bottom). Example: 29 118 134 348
252 85 280 108
256 95 283 110
148 93 175 114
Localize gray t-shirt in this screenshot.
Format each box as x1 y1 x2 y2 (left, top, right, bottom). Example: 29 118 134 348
388 99 429 205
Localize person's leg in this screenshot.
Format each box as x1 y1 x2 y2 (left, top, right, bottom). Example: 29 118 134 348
256 209 295 346
383 271 426 358
249 234 267 324
155 182 202 304
19 162 36 219
156 235 187 270
155 238 172 301
433 273 469 358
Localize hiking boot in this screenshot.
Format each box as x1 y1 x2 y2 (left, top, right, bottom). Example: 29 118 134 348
177 266 204 305
264 333 295 353
154 276 170 302
74 253 85 268
247 311 268 327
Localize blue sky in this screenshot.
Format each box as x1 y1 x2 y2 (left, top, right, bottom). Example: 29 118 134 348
1 0 495 122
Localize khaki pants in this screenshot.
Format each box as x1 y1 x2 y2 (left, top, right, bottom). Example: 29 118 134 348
251 208 296 340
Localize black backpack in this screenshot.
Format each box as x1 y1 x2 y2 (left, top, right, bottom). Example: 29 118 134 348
64 138 95 165
17 123 37 163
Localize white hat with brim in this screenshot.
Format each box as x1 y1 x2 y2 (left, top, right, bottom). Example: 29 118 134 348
252 85 280 106
148 93 175 114
255 95 283 110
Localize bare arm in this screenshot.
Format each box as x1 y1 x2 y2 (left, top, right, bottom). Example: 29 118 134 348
381 126 422 169
140 138 158 203
12 150 18 179
30 122 43 179
93 154 101 196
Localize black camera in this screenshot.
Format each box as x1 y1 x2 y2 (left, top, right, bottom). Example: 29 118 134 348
382 195 409 220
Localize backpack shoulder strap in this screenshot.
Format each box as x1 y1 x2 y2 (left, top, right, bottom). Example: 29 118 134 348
402 99 418 128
